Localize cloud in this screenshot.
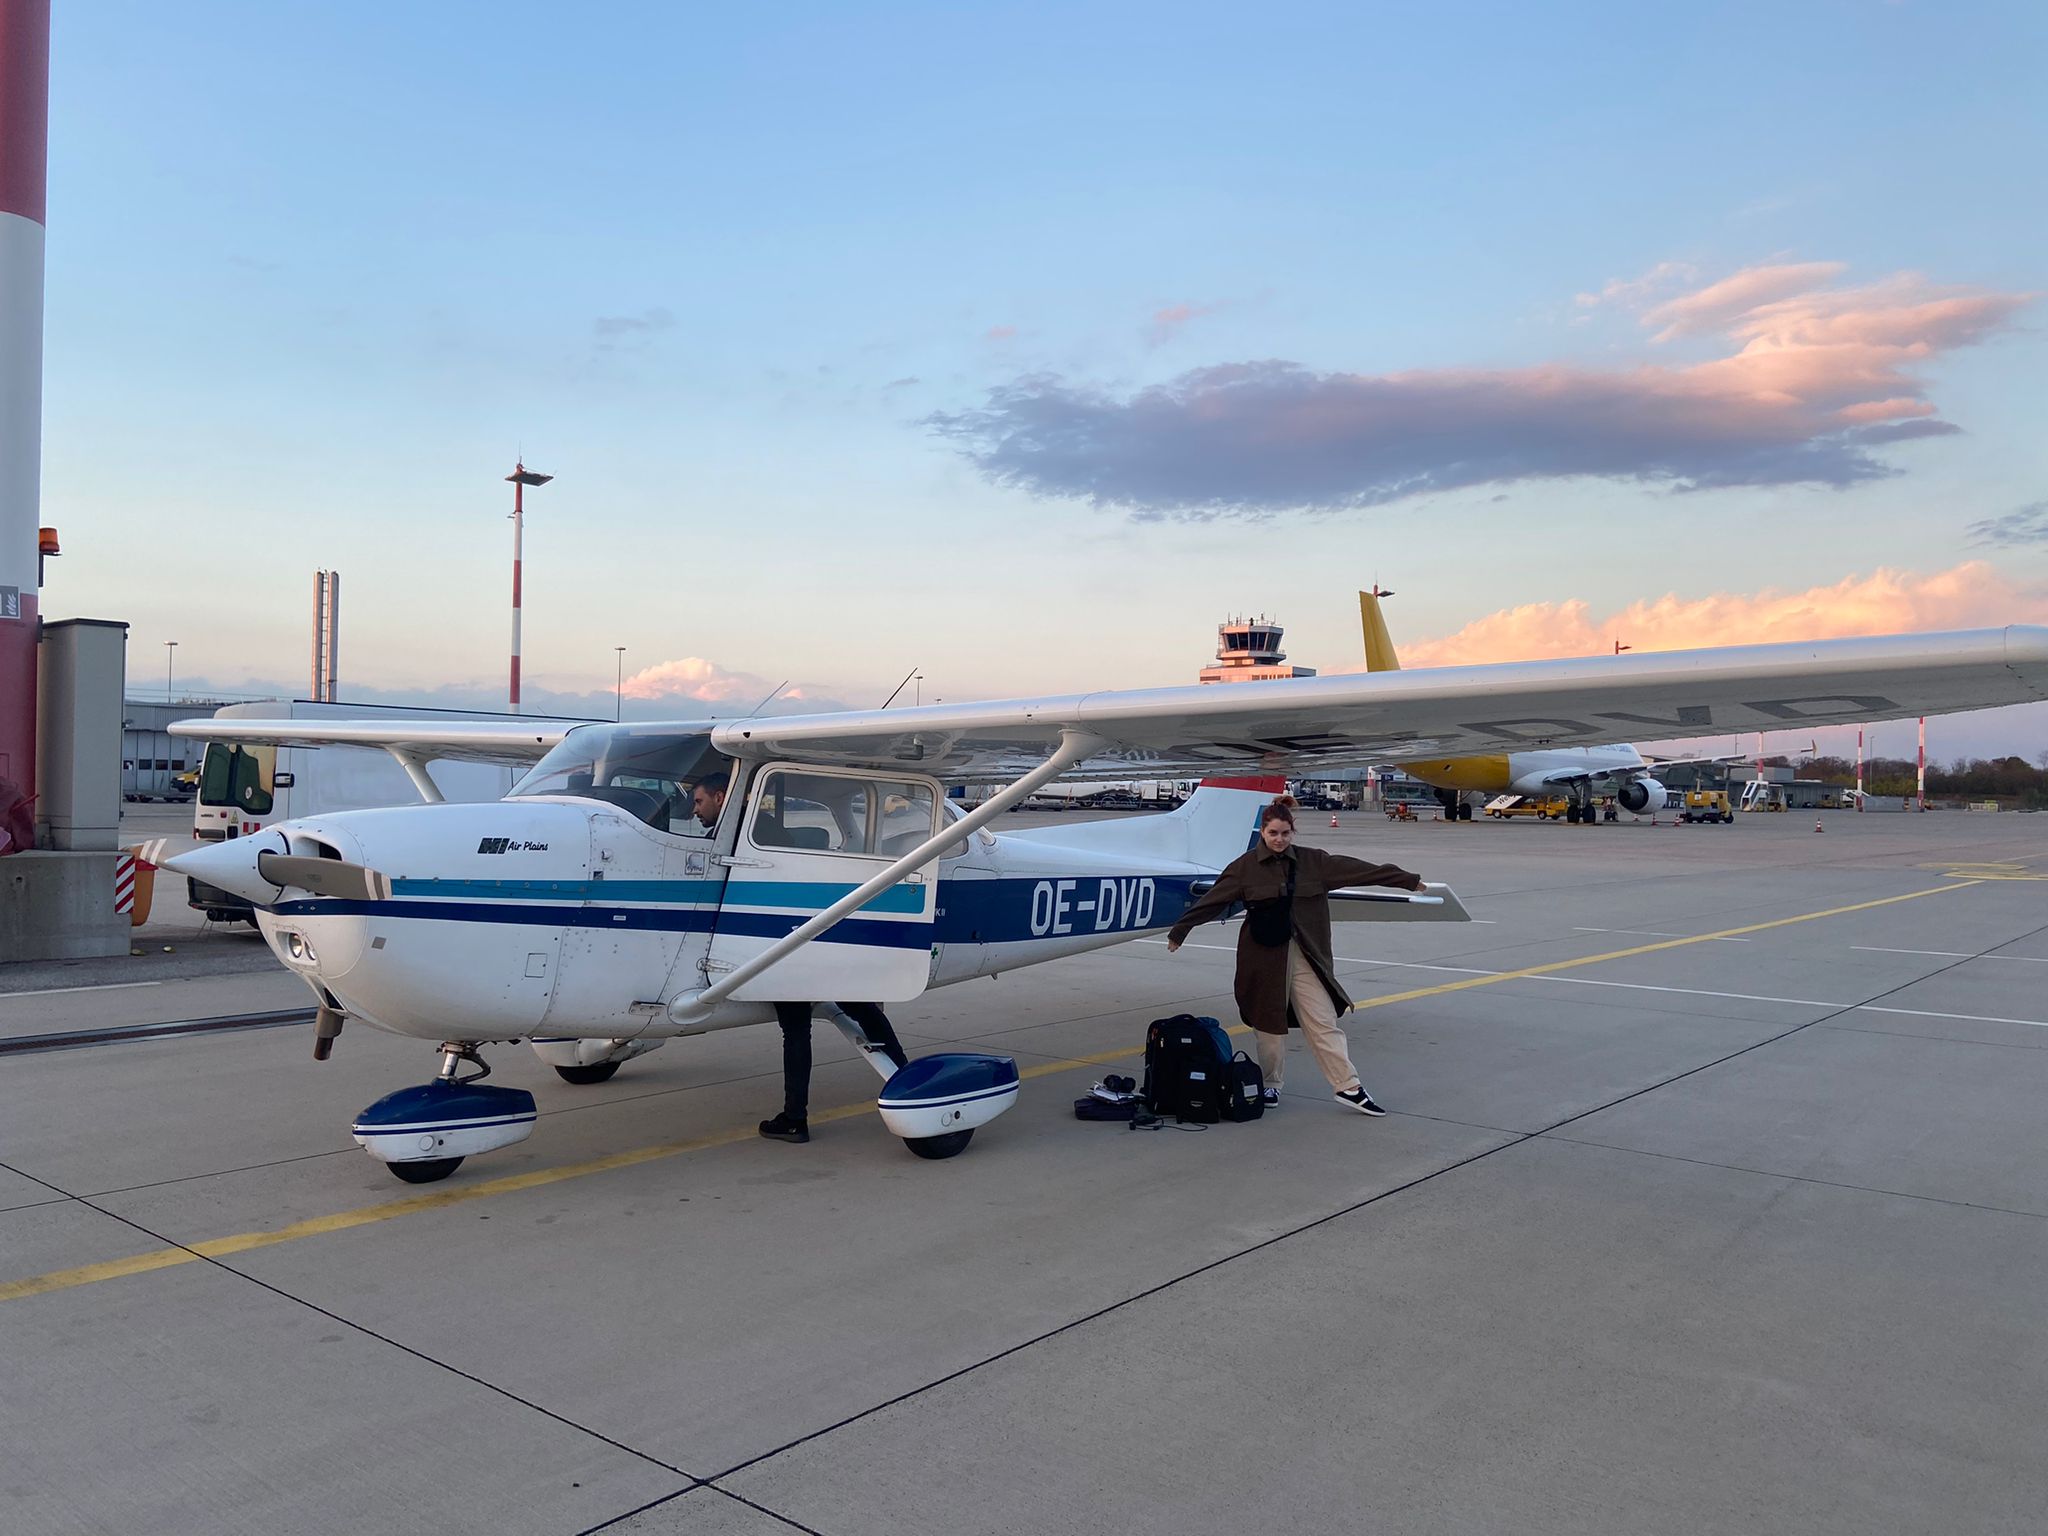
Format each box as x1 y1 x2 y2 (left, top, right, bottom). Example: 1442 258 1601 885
1638 261 1846 339
1966 500 2048 548
620 657 790 705
1145 301 1221 347
593 307 677 347
1384 562 2045 668
882 376 922 391
929 263 2033 519
984 324 1018 343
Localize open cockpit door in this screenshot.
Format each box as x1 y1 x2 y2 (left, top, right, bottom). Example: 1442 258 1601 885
705 765 942 1002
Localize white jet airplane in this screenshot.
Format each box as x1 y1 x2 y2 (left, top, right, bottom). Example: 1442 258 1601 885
168 625 2048 1182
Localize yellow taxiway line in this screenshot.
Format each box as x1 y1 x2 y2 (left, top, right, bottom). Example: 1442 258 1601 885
0 879 1980 1305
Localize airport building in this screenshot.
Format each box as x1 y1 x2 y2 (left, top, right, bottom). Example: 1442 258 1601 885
121 697 225 801
1197 616 1316 684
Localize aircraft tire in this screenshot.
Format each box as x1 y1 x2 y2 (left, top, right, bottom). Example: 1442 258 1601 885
389 1157 463 1184
1457 802 1473 821
904 1129 975 1160
553 1062 622 1085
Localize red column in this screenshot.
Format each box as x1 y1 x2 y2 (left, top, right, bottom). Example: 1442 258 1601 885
0 1 49 803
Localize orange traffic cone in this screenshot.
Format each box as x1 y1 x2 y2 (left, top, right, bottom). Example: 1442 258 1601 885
1329 814 1339 828
1813 818 1824 833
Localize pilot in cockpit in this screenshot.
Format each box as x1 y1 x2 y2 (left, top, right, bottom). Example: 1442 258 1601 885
685 771 730 836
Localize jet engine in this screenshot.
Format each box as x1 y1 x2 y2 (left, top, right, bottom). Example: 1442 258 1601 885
1617 778 1668 814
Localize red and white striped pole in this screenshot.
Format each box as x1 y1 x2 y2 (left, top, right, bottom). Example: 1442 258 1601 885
0 0 48 801
1856 727 1865 811
504 462 551 714
1917 716 1926 811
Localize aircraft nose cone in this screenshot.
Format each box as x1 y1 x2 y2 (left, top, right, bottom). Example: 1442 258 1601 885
165 833 286 906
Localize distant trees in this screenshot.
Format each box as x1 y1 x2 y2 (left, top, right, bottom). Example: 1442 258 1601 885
1790 753 2048 805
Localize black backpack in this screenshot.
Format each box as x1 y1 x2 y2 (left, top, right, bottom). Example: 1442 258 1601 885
1142 1014 1235 1123
1219 1051 1265 1122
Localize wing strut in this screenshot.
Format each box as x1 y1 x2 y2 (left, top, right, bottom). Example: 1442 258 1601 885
385 748 447 804
668 729 1106 1025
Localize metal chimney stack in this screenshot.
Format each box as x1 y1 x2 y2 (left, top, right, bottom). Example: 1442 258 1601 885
311 569 340 701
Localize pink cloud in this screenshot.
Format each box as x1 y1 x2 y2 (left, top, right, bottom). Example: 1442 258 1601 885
1145 301 1220 346
1393 562 2048 668
984 324 1018 342
931 260 2035 515
1640 260 1847 339
620 657 777 705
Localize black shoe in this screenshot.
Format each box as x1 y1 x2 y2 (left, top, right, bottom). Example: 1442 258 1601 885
1335 1087 1386 1117
758 1113 810 1143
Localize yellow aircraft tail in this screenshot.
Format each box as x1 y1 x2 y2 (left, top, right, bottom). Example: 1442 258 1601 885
1359 590 1401 673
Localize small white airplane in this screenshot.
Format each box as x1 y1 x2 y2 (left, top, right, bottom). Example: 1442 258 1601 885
168 625 2048 1182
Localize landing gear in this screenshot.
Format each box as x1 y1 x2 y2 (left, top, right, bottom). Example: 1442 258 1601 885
904 1129 975 1160
552 1061 621 1085
351 1043 538 1185
389 1157 464 1184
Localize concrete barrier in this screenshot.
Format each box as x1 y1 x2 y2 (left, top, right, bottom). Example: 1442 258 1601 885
0 850 130 961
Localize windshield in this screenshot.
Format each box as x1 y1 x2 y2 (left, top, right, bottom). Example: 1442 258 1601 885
198 742 275 815
509 726 729 834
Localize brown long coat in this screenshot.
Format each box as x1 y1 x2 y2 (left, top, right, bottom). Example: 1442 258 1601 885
1167 842 1423 1035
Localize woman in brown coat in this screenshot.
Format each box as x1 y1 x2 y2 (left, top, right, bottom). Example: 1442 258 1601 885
1166 799 1423 1114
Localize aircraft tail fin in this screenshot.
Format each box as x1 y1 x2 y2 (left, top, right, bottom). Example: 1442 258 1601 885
1360 591 1401 673
1000 775 1284 872
1176 775 1287 869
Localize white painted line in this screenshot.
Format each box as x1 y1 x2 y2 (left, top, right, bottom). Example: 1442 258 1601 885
1852 947 2048 964
1856 1005 2048 1030
1145 938 1836 1010
1 980 163 1000
1530 976 1833 1007
1575 927 1749 942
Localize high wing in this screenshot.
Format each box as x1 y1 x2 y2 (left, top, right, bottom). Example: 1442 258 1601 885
708 627 2048 779
166 718 596 766
168 628 2048 782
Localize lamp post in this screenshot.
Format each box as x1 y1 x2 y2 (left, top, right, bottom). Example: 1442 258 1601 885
1613 639 1632 655
504 461 552 714
613 646 626 722
164 639 177 702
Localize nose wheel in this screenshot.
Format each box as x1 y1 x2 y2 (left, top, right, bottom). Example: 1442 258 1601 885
352 1044 538 1184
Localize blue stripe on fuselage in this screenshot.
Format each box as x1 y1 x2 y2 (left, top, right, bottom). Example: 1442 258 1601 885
273 873 1203 950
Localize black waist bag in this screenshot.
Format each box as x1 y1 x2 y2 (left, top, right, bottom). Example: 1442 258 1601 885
1220 1051 1265 1122
1244 862 1296 947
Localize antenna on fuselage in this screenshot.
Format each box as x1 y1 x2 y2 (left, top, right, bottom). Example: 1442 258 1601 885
745 680 790 715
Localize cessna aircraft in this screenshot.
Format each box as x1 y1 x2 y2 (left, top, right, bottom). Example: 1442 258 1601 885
1362 590 1734 822
168 625 2048 1181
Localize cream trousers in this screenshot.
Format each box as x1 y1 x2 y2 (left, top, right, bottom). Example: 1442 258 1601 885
1251 940 1362 1095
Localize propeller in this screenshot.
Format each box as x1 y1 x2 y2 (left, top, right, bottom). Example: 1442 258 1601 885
254 853 392 902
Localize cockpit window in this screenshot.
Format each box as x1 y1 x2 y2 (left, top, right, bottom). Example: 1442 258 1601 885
509 727 729 834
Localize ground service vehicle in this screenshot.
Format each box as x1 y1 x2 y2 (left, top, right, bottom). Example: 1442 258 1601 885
1680 791 1735 823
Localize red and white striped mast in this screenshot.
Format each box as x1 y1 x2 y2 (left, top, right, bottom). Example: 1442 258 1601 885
504 461 551 714
0 0 49 800
1917 717 1926 810
1856 727 1865 810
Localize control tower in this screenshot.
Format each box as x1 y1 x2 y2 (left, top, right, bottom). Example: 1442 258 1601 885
1198 615 1317 684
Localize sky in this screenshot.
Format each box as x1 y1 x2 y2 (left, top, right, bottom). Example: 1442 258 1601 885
34 1 2048 758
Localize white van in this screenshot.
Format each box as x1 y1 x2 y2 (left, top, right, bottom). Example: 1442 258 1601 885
188 699 593 923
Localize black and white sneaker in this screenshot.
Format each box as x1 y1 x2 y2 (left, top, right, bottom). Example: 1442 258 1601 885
1335 1087 1386 1117
1261 1086 1282 1109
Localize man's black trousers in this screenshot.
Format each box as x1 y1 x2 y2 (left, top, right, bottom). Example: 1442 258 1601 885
774 1001 910 1120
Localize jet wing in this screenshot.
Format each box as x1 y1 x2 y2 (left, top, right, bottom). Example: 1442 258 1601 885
166 718 580 766
710 627 2048 780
